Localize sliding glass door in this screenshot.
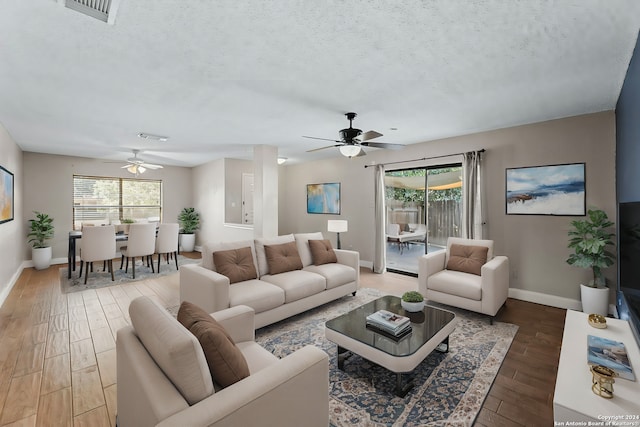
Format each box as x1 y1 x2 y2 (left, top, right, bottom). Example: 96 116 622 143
385 164 462 275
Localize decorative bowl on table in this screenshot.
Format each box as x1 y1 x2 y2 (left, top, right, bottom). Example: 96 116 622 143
588 313 607 329
401 300 425 313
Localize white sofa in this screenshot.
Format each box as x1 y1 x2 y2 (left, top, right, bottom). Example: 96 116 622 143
180 232 359 329
418 237 509 322
117 296 329 427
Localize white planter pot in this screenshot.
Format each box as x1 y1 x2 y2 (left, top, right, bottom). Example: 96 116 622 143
580 284 609 316
180 233 196 252
401 300 425 312
32 247 52 270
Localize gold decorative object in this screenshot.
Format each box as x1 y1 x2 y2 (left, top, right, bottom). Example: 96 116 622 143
588 313 607 329
590 365 617 398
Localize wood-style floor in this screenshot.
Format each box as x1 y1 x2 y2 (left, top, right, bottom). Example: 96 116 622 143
0 258 564 426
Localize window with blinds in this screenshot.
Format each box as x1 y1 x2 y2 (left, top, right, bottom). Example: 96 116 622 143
73 175 162 230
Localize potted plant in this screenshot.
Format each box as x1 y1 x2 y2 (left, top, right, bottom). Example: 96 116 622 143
120 218 135 234
566 208 615 316
178 207 200 252
28 211 55 270
401 291 425 312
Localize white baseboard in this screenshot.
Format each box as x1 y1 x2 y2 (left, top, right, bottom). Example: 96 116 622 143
360 260 373 269
23 256 69 269
508 288 617 316
508 288 581 311
0 262 27 310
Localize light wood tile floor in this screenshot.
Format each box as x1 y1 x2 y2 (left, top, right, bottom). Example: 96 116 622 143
0 258 564 426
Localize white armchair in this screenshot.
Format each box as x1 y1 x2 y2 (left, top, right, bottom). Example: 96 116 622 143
117 297 329 427
418 237 509 323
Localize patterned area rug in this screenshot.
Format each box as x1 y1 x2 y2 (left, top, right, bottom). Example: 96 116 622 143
59 255 199 293
255 289 518 427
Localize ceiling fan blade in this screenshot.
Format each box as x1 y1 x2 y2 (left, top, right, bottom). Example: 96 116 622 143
142 163 163 169
302 136 341 143
121 164 133 169
361 142 405 150
360 130 383 141
306 144 341 153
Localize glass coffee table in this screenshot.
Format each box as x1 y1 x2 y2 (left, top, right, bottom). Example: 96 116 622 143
325 295 457 397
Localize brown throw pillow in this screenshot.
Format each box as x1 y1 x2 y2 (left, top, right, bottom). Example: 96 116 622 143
264 241 303 274
446 244 489 276
308 239 338 265
213 247 258 284
177 301 250 388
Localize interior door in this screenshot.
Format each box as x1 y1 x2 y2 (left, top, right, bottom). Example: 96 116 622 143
242 173 254 224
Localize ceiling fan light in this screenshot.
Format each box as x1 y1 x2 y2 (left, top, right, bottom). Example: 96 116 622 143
339 145 361 158
277 157 287 165
138 165 147 173
127 165 137 174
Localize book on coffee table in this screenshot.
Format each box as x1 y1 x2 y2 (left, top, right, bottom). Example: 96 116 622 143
366 322 412 341
587 335 635 381
366 310 411 336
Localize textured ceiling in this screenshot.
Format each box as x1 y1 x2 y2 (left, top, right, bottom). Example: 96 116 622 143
1 1 639 166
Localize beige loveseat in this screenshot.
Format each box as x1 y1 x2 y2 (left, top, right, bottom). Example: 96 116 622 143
117 296 329 427
180 232 359 328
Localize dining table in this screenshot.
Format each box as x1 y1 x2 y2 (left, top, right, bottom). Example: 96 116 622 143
67 230 129 279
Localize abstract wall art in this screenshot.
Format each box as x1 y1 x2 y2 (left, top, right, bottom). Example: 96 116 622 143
307 183 341 214
0 164 14 224
506 163 585 216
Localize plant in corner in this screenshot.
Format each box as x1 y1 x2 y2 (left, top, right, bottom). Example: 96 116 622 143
566 208 615 316
28 211 55 270
178 207 200 252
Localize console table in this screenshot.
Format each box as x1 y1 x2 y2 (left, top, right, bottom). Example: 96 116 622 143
553 310 640 422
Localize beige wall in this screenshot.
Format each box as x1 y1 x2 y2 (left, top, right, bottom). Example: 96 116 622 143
3 111 617 310
22 152 193 262
0 123 24 303
193 158 254 246
279 111 617 306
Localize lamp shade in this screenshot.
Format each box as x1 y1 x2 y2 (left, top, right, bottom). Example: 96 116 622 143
339 145 361 158
327 220 348 233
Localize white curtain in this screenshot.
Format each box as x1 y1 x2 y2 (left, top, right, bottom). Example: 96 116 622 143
373 164 386 273
462 151 484 239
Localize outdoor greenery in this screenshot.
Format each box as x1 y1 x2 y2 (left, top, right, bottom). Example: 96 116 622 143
178 207 200 234
73 176 162 226
385 167 462 206
121 218 135 224
402 291 424 303
566 208 616 287
27 211 55 249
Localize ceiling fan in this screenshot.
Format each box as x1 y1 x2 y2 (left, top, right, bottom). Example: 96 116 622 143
120 150 163 176
304 112 405 158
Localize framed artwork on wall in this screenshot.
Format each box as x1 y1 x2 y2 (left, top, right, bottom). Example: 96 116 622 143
307 183 341 214
0 164 14 224
506 163 586 216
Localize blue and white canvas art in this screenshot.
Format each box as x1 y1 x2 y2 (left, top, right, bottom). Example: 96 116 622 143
506 163 585 215
307 183 340 214
0 165 14 224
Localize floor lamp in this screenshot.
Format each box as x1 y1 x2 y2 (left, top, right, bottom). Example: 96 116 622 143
327 220 348 249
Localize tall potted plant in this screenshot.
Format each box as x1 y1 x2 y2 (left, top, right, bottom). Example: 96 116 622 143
28 211 55 270
566 208 615 316
178 207 200 252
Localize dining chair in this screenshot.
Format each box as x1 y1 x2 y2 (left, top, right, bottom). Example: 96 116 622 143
120 223 156 279
79 225 116 284
155 223 179 273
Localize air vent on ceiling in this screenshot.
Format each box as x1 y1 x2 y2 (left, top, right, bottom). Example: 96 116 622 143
63 0 120 24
